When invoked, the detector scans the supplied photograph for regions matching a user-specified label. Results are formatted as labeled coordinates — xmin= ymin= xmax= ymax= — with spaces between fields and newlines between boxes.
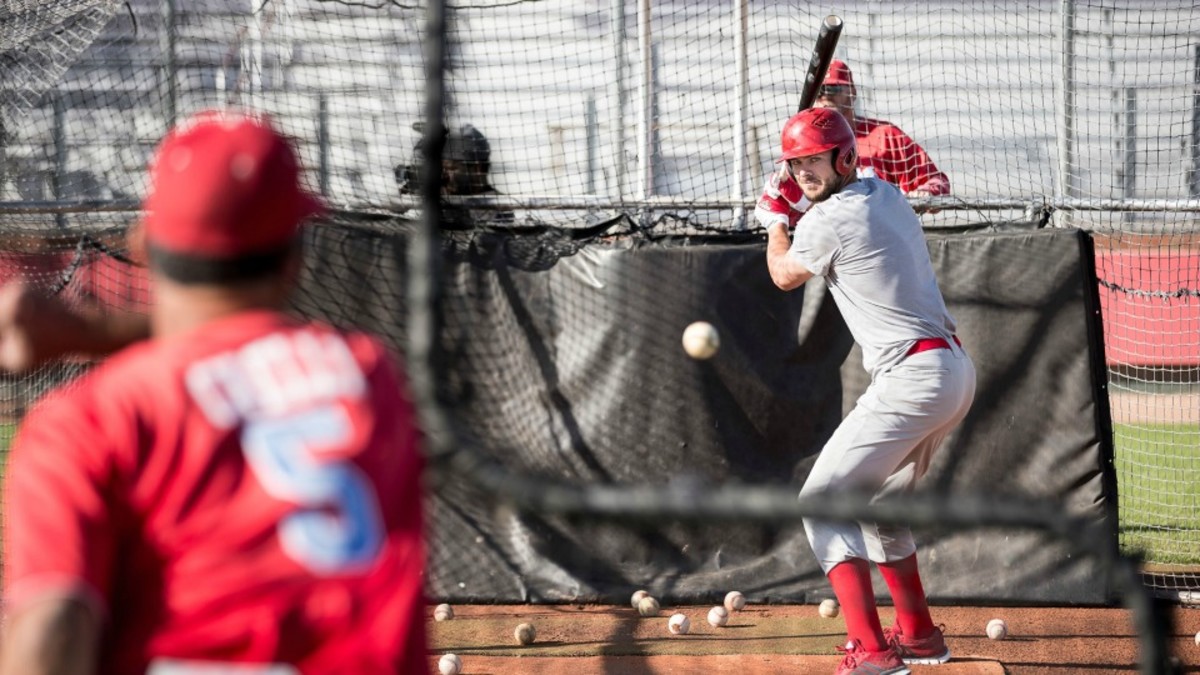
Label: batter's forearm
xmin=765 ymin=223 xmax=813 ymax=291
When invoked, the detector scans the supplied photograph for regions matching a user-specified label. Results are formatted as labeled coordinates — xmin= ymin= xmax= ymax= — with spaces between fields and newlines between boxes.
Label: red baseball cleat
xmin=883 ymin=623 xmax=952 ymax=665
xmin=834 ymin=639 xmax=911 ymax=675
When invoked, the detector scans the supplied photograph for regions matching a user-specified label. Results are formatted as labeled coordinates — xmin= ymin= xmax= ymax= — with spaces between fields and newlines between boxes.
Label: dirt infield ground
xmin=428 ymin=603 xmax=1200 ymax=674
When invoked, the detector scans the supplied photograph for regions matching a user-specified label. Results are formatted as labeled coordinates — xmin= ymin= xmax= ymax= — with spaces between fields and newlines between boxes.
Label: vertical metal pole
xmin=1191 ymin=44 xmax=1200 ymax=197
xmin=610 ymin=0 xmax=626 ymax=200
xmin=637 ymin=0 xmax=653 ymax=214
xmin=1058 ymin=0 xmax=1076 ymax=224
xmin=247 ymin=0 xmax=264 ymax=105
xmin=586 ymin=95 xmax=598 ymax=194
xmin=53 ymin=95 xmax=67 ymax=228
xmin=731 ymin=0 xmax=749 ymax=230
xmin=161 ymin=0 xmax=178 ymax=126
xmin=318 ymin=93 xmax=330 ymax=196
xmin=409 ymin=0 xmax=454 ymax=462
xmin=1123 ymin=87 xmax=1136 ymax=226
xmin=0 ymin=120 xmax=7 ymax=202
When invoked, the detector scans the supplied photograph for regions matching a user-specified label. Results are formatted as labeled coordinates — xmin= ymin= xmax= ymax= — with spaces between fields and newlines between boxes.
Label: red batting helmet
xmin=823 ymin=60 xmax=854 ymax=87
xmin=777 ymin=107 xmax=857 ymax=175
xmin=144 ymin=110 xmax=323 ymax=259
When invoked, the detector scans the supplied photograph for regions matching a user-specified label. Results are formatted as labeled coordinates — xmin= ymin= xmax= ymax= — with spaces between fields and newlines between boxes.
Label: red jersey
xmin=852 ymin=116 xmax=949 ymax=196
xmin=3 ymin=310 xmax=427 ymax=675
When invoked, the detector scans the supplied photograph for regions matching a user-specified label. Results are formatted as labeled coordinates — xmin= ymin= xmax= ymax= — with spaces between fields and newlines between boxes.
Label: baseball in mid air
xmin=438 ymin=653 xmax=462 ymax=675
xmin=986 ymin=618 xmax=1008 ymax=640
xmin=724 ymin=590 xmax=746 ymax=612
xmin=433 ymin=603 xmax=454 ymax=621
xmin=707 ymin=605 xmax=729 ymax=627
xmin=514 ymin=622 xmax=537 ymax=645
xmin=682 ymin=321 xmax=720 ymax=360
xmin=819 ymin=598 xmax=840 ymax=618
xmin=668 ymin=613 xmax=691 ymax=635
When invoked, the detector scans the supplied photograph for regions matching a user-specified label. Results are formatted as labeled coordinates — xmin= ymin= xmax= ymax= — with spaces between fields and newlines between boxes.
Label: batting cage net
xmin=0 ymin=0 xmax=1197 ymax=645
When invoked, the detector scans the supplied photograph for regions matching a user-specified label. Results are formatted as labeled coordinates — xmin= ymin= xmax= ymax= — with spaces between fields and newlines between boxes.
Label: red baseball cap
xmin=142 ymin=110 xmax=323 ymax=259
xmin=823 ymin=60 xmax=855 ymax=88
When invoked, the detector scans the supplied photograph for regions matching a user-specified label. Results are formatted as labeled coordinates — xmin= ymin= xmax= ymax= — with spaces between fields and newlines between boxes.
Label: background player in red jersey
xmin=755 ymin=59 xmax=950 ymax=229
xmin=0 ymin=111 xmax=428 ymax=675
xmin=817 ymin=59 xmax=949 ymax=198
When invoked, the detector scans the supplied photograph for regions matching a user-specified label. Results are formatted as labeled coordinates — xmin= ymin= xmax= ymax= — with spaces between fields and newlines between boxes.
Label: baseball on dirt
xmin=1195 ymin=630 xmax=1200 ymax=646
xmin=819 ymin=598 xmax=840 ymax=618
xmin=434 ymin=603 xmax=454 ymax=621
xmin=637 ymin=595 xmax=661 ymax=617
xmin=987 ymin=618 xmax=1008 ymax=640
xmin=631 ymin=589 xmax=650 ymax=609
xmin=514 ymin=622 xmax=537 ymax=645
xmin=438 ymin=653 xmax=462 ymax=675
xmin=682 ymin=321 xmax=720 ymax=360
xmin=668 ymin=613 xmax=691 ymax=635
xmin=707 ymin=605 xmax=729 ymax=627
xmin=724 ymin=590 xmax=746 ymax=612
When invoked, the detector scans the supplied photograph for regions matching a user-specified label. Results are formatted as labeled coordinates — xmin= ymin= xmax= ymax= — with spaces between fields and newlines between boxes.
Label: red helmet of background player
xmin=777 ymin=107 xmax=857 ymax=176
xmin=823 ymin=59 xmax=855 ymax=88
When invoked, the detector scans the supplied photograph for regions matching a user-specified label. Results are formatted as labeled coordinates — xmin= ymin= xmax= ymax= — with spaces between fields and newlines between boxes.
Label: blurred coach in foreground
xmin=0 ymin=111 xmax=428 ymax=675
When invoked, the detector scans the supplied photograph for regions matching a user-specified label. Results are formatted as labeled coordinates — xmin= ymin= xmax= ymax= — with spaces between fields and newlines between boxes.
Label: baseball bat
xmin=797 ymin=15 xmax=844 ymax=112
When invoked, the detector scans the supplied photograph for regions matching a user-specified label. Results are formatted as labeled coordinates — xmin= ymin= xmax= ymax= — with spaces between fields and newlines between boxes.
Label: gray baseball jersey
xmin=788 ymin=177 xmax=957 ymax=377
xmin=784 ymin=177 xmax=976 ymax=572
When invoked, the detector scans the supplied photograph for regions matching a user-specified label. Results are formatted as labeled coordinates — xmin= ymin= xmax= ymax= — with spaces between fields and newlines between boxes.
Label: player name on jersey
xmin=185 ymin=330 xmax=367 ymax=428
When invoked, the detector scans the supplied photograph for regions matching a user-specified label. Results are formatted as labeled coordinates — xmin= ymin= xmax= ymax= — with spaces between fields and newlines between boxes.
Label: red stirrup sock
xmin=826 ymin=558 xmax=887 ymax=652
xmin=878 ymin=553 xmax=936 ymax=638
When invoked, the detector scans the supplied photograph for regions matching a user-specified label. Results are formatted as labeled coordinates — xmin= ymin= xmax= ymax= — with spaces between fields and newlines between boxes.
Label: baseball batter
xmin=758 ymin=107 xmax=975 ymax=675
xmin=0 ymin=112 xmax=428 ymax=675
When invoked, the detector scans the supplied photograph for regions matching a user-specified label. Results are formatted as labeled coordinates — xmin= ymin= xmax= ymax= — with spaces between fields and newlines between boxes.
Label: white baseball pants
xmin=800 ymin=342 xmax=976 ymax=573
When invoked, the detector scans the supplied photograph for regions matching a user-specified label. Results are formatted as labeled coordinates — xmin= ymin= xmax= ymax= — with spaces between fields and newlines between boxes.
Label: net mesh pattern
xmin=0 ymin=0 xmax=1196 ymax=599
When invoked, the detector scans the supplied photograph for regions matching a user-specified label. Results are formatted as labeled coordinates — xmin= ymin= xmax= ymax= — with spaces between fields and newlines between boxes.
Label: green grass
xmin=1114 ymin=422 xmax=1200 ymax=565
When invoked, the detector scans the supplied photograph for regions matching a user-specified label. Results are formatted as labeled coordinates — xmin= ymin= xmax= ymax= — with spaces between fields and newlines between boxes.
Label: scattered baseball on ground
xmin=1193 ymin=630 xmax=1200 ymax=646
xmin=724 ymin=590 xmax=746 ymax=612
xmin=514 ymin=622 xmax=537 ymax=645
xmin=668 ymin=613 xmax=691 ymax=635
xmin=631 ymin=589 xmax=649 ymax=609
xmin=637 ymin=595 xmax=661 ymax=617
xmin=707 ymin=605 xmax=729 ymax=627
xmin=819 ymin=598 xmax=840 ymax=618
xmin=438 ymin=653 xmax=462 ymax=675
xmin=987 ymin=618 xmax=1008 ymax=640
xmin=433 ymin=603 xmax=454 ymax=621
xmin=682 ymin=321 xmax=720 ymax=360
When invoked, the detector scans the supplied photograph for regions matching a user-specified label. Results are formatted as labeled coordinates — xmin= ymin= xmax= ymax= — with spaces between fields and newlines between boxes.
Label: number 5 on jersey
xmin=242 ymin=406 xmax=384 ymax=575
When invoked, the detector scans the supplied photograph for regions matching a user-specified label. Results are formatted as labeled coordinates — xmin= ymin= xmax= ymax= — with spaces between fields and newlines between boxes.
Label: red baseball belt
xmin=905 ymin=335 xmax=961 ymax=357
